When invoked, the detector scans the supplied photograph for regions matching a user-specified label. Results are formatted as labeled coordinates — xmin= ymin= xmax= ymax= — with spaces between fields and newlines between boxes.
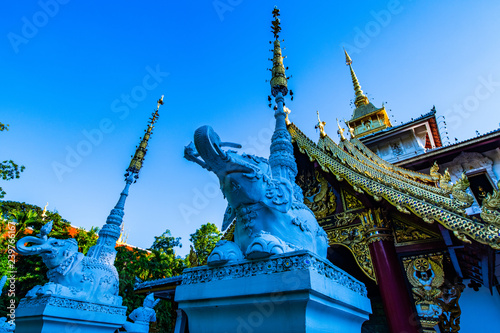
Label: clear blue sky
xmin=2 ymin=1 xmax=499 ymax=256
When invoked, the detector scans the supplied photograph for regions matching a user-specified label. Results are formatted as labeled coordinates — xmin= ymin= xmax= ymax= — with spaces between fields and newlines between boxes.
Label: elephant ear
xmin=262 ymin=177 xmax=293 ymax=213
xmin=222 ymin=204 xmax=236 ymax=231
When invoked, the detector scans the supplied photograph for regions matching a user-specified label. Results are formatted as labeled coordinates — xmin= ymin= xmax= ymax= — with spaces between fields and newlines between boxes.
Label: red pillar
xmin=362 ymin=210 xmax=420 ymax=333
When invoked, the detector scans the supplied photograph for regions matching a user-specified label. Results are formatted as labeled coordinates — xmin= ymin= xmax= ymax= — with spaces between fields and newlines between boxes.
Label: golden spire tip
xmin=344 ymin=48 xmax=352 ymax=66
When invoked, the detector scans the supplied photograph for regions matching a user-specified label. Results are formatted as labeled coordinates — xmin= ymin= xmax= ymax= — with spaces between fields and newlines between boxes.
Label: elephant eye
xmin=231 ymin=181 xmax=240 ymax=192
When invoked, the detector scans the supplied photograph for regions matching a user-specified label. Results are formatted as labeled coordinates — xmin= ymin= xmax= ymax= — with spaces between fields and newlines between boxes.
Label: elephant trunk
xmin=194 ymin=126 xmax=230 ymax=175
xmin=16 ymin=236 xmax=50 ymax=256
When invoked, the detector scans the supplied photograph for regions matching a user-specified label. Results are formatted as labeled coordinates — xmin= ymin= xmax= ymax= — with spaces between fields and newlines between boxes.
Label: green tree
xmin=0 ymin=201 xmax=191 ymax=332
xmin=74 ymin=226 xmax=99 ymax=255
xmin=150 ymin=229 xmax=182 ymax=256
xmin=115 ymin=228 xmax=186 ymax=333
xmin=0 ymin=123 xmax=25 ymax=198
xmin=189 ymin=223 xmax=222 ymax=266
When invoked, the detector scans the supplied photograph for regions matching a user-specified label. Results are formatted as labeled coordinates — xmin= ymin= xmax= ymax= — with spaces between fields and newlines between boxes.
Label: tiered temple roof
xmin=288 ymin=123 xmax=500 ymax=250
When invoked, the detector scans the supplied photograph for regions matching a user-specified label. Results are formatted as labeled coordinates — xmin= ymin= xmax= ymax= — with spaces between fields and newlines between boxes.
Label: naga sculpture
xmin=438 ymin=169 xmax=474 ymax=211
xmin=123 ymin=293 xmax=160 ymax=333
xmin=481 ymin=180 xmax=500 ymax=228
xmin=185 ymin=125 xmax=328 ymax=265
xmin=439 ymin=169 xmax=453 ymax=194
xmin=450 ymin=173 xmax=474 ymax=208
xmin=16 ymin=221 xmax=122 ymax=306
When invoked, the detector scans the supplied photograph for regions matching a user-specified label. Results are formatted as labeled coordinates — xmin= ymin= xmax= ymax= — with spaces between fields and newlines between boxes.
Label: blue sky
xmin=2 ymin=1 xmax=500 ymax=256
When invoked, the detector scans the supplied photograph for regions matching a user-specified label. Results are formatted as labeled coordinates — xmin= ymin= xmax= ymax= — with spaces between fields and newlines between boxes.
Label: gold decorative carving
xmin=326 ymin=224 xmax=376 ymax=281
xmin=359 ymin=208 xmax=394 ymax=245
xmin=297 ymin=170 xmax=337 ymax=219
xmin=288 ymin=123 xmax=500 ymax=250
xmin=439 ymin=169 xmax=453 ymax=194
xmin=438 ymin=169 xmax=474 ymax=210
xmin=430 ymin=161 xmax=440 ymax=182
xmin=437 ymin=279 xmax=466 ymax=333
xmin=393 ymin=218 xmax=439 ymax=245
xmin=315 ymin=111 xmax=327 ymax=138
xmin=480 ymin=180 xmax=500 ymax=228
xmin=451 ymin=173 xmax=474 ymax=209
xmin=341 ymin=188 xmax=363 ymax=212
xmin=333 ymin=212 xmax=357 ymax=227
xmin=404 ymin=254 xmax=445 ymax=332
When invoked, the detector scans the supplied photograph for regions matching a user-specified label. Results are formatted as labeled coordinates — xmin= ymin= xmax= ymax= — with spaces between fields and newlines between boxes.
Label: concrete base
xmin=15 ymin=295 xmax=127 ymax=333
xmin=175 ymin=250 xmax=371 ymax=333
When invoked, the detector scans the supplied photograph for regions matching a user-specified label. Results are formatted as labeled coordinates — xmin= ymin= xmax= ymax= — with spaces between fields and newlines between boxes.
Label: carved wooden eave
xmin=288 ymin=123 xmax=500 ymax=251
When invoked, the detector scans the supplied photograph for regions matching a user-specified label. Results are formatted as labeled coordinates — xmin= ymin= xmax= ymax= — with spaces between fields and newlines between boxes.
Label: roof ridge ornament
xmin=336 ymin=118 xmax=346 ymax=141
xmin=315 ymin=111 xmax=326 ymax=138
xmin=344 ymin=119 xmax=355 ymax=139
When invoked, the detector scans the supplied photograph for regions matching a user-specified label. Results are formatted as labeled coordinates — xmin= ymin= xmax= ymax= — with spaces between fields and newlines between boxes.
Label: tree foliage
xmin=0 ymin=123 xmax=25 ymax=198
xmin=0 ymin=200 xmax=223 ymax=332
xmin=74 ymin=226 xmax=99 ymax=255
xmin=189 ymin=222 xmax=222 ymax=266
xmin=115 ymin=229 xmax=185 ymax=333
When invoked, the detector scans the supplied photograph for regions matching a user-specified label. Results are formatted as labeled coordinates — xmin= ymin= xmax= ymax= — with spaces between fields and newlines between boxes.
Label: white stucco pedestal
xmin=15 ymin=295 xmax=127 ymax=333
xmin=175 ymin=250 xmax=371 ymax=333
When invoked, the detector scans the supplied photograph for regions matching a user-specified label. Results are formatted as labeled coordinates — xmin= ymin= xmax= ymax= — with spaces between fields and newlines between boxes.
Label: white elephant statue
xmin=16 ymin=221 xmax=122 ymax=306
xmin=185 ymin=125 xmax=328 ymax=266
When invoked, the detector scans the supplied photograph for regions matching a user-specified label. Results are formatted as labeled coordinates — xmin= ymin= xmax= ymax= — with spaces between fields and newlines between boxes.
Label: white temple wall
xmin=482 ymin=148 xmax=500 ymax=186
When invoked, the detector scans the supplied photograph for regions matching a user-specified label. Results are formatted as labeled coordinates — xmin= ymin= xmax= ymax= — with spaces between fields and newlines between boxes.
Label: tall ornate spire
xmin=267 ymin=7 xmax=302 ymax=201
xmin=126 ymin=95 xmax=163 ymax=178
xmin=87 ymin=96 xmax=163 ymax=263
xmin=344 ymin=49 xmax=369 ymax=108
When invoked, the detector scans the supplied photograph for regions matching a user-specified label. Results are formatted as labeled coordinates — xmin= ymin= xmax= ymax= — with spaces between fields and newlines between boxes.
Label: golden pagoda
xmin=344 ymin=50 xmax=392 ymax=138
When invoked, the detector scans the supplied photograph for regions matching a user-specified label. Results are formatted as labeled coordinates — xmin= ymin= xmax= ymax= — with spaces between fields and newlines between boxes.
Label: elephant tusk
xmin=220 ymin=141 xmax=242 ymax=149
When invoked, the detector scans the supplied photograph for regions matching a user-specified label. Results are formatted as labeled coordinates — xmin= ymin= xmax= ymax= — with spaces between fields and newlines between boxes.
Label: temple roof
xmin=396 ymin=127 xmax=500 ymax=168
xmin=351 ymin=102 xmax=381 ymax=121
xmin=288 ymin=122 xmax=500 ymax=250
xmin=360 ymin=108 xmax=442 ymax=147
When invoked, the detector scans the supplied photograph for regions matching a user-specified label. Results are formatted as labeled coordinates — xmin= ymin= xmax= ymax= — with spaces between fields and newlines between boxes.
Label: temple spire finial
xmin=126 ymin=95 xmax=163 ymax=179
xmin=270 ymin=7 xmax=288 ymax=97
xmin=344 ymin=49 xmax=369 ymax=108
